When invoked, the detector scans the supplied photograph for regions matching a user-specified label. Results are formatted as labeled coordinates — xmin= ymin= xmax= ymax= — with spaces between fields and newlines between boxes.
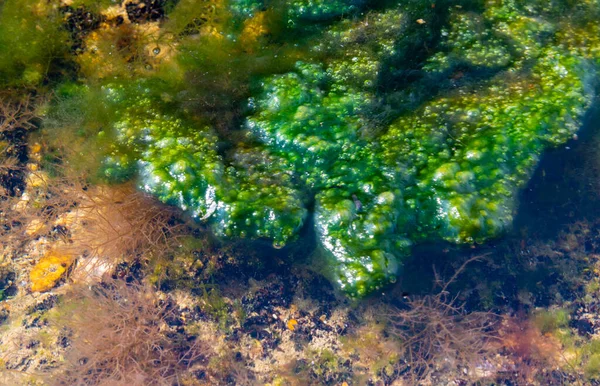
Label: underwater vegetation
xmin=3 ymin=0 xmax=600 ymax=297
xmin=50 ymin=279 xmax=210 ymax=385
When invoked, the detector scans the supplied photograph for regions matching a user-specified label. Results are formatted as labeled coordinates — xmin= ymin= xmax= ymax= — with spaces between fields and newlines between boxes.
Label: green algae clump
xmin=243 ymin=1 xmax=600 ymax=295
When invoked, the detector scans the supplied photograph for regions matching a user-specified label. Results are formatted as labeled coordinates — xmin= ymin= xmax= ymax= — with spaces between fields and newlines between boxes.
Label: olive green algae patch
xmin=0 ymin=0 xmax=69 ymax=87
xmin=230 ymin=0 xmax=367 ymax=23
xmin=36 ymin=0 xmax=600 ymax=297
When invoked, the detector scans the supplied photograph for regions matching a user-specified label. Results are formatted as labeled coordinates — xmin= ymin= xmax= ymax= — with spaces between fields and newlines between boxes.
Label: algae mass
xmin=3 ymin=0 xmax=600 ymax=296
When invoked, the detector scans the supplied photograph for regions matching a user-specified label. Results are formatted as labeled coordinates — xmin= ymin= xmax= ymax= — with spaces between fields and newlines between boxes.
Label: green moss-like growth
xmin=163 ymin=0 xmax=228 ymax=36
xmin=533 ymin=309 xmax=570 ymax=335
xmin=246 ymin=7 xmax=411 ymax=295
xmin=585 ymin=354 xmax=600 ymax=380
xmin=425 ymin=11 xmax=513 ymax=72
xmin=0 ymin=0 xmax=70 ymax=86
xmin=314 ymin=188 xmax=409 ymax=295
xmin=213 ymin=148 xmax=306 ymax=246
xmin=88 ymin=81 xmax=308 ymax=247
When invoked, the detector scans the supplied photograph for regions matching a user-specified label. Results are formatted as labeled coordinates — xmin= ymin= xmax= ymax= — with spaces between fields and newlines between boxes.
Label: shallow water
xmin=2 ymin=0 xmax=600 ymax=384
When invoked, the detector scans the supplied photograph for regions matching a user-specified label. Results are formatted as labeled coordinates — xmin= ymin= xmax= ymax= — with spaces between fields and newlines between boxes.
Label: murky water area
xmin=1 ymin=0 xmax=600 ymax=385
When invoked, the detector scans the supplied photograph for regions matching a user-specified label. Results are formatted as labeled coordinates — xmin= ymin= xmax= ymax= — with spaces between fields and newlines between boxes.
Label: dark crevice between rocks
xmin=1 ymin=127 xmax=29 ymax=197
xmin=125 ymin=0 xmax=167 ymax=23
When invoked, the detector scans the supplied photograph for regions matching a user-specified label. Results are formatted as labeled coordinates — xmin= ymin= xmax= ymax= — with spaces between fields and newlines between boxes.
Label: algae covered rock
xmin=425 ymin=11 xmax=513 ymax=72
xmin=243 ymin=0 xmax=599 ymax=294
xmin=213 ymin=148 xmax=306 ymax=247
xmin=246 ymin=61 xmax=373 ymax=186
xmin=40 ymin=0 xmax=600 ymax=296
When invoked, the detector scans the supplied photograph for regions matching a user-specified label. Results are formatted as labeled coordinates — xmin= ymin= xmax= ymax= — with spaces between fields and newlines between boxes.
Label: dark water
xmin=516 ymin=102 xmax=600 ymax=240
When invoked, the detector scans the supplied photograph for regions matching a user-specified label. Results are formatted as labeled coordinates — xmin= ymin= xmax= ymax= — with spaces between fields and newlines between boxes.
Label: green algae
xmin=0 ymin=0 xmax=69 ymax=86
xmin=424 ymin=11 xmax=513 ymax=72
xmin=230 ymin=0 xmax=366 ymax=22
xmin=16 ymin=0 xmax=600 ymax=296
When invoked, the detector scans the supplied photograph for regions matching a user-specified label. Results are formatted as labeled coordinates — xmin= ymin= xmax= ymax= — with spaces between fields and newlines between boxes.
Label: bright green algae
xmin=383 ymin=48 xmax=593 ymax=244
xmin=37 ymin=0 xmax=600 ymax=296
xmin=100 ymin=82 xmax=307 ymax=247
xmin=247 ymin=8 xmax=412 ymax=294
